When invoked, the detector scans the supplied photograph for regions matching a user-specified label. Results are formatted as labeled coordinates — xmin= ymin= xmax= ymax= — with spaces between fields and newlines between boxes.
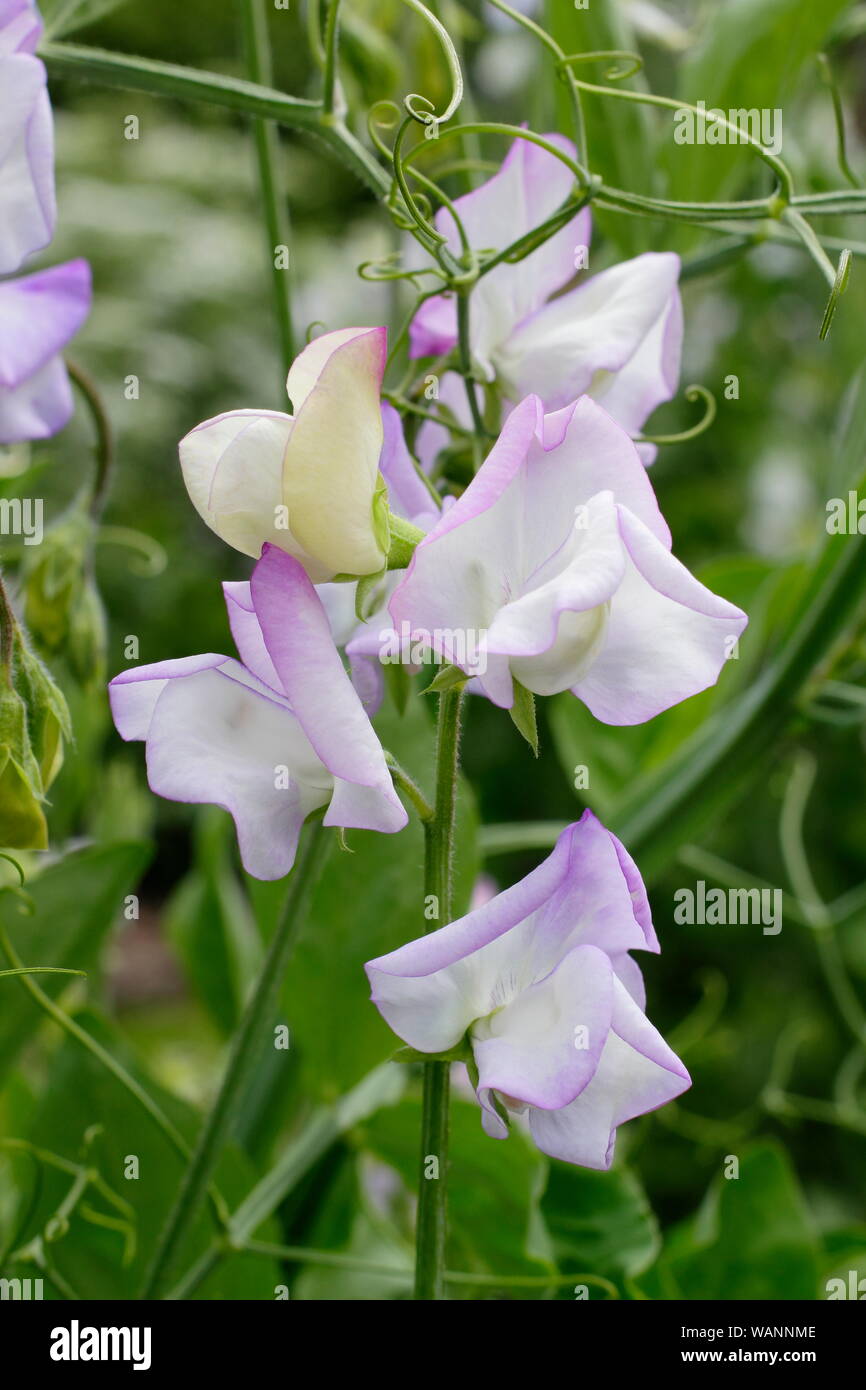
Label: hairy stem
xmin=415 ymin=687 xmax=463 ymax=1300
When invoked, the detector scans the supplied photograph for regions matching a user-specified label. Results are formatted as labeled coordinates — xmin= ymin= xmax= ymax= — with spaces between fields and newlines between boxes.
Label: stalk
xmin=414 ymin=688 xmax=463 ymax=1300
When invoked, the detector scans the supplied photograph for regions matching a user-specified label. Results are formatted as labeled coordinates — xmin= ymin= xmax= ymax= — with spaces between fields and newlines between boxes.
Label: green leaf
xmin=422 ymin=662 xmax=467 ymax=695
xmin=164 ymin=810 xmax=262 ymax=1036
xmin=0 ymin=842 xmax=151 ymax=1081
xmin=542 ymin=1161 xmax=661 ymax=1287
xmin=509 ymin=677 xmax=539 ymax=756
xmin=41 ymin=0 xmax=136 ymax=40
xmin=636 ymin=1143 xmax=820 ymax=1300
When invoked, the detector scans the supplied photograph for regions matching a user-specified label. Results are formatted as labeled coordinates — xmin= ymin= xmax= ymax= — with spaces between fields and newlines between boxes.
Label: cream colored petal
xmin=282 ymin=327 xmax=388 ymax=578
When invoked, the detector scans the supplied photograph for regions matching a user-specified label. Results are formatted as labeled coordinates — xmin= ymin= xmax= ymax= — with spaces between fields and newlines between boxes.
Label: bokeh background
xmin=2 ymin=0 xmax=866 ymax=1299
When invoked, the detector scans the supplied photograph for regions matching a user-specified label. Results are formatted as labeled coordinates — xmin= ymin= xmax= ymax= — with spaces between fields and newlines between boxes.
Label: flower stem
xmin=322 ymin=0 xmax=345 ymax=117
xmin=456 ymin=290 xmax=488 ymax=466
xmin=0 ymin=571 xmax=16 ymax=682
xmin=415 ymin=687 xmax=463 ymax=1300
xmin=140 ymin=822 xmax=328 ymax=1299
xmin=240 ymin=0 xmax=296 ymax=382
xmin=40 ymin=42 xmax=391 ymax=199
xmin=66 ymin=359 xmax=114 ymax=519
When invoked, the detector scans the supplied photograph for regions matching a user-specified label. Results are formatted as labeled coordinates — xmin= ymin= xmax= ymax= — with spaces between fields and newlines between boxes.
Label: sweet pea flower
xmin=367 ymin=811 xmax=689 ymax=1168
xmin=389 ymin=394 xmax=747 ymax=724
xmin=0 ymin=259 xmax=92 ymax=444
xmin=0 ymin=1 xmax=55 ymax=274
xmin=409 ymin=135 xmax=681 ymax=455
xmin=180 ymin=326 xmax=399 ymax=583
xmin=109 ymin=544 xmax=407 ymax=880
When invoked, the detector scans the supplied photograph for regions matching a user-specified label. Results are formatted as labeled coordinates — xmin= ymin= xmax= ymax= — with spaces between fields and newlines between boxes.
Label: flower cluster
xmin=110 ymin=137 xmax=748 ymax=1169
xmin=0 ymin=0 xmax=91 ymax=444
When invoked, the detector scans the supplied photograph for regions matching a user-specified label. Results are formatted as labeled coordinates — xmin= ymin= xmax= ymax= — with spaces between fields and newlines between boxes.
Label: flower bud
xmin=21 ymin=503 xmax=107 ymax=687
xmin=180 ymin=327 xmax=391 ymax=582
xmin=0 ymin=679 xmax=47 ymax=848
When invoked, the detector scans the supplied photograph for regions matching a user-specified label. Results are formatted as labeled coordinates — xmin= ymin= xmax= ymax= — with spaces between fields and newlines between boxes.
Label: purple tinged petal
xmin=0 ymin=1 xmax=43 ymax=53
xmin=0 ymin=260 xmax=92 ymax=443
xmin=222 ymin=581 xmax=285 ymax=694
xmin=0 ymin=51 xmax=55 ymax=272
xmin=528 ymin=976 xmax=690 ymax=1168
xmin=366 ymin=810 xmax=687 ymax=1166
xmin=531 ymin=809 xmax=655 ymax=960
xmin=408 ymin=294 xmax=458 ymax=360
xmin=410 ymin=134 xmax=590 ymax=370
xmin=572 ymin=504 xmax=749 ymax=725
xmin=250 ymin=544 xmax=407 ymax=833
xmin=389 ymin=399 xmax=542 ymax=705
xmin=391 ymin=392 xmax=743 ymax=721
xmin=109 ymin=654 xmax=230 ymax=740
xmin=366 ymin=820 xmax=580 ymax=1051
xmin=379 ymin=401 xmax=440 ymax=529
xmin=0 ymin=260 xmax=91 ymax=386
xmin=537 ymin=395 xmax=671 ymax=546
xmin=366 ymin=812 xmax=654 ymax=1051
xmin=110 ymin=656 xmax=330 ymax=881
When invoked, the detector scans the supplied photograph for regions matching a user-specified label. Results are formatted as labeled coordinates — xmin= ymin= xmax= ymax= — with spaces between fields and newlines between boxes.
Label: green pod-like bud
xmin=15 ymin=643 xmax=73 ymax=793
xmin=21 ymin=503 xmax=96 ymax=658
xmin=0 ymin=681 xmax=48 ymax=849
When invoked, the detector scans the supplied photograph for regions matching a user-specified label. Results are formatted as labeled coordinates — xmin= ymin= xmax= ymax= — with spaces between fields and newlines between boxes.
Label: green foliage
xmin=636 ymin=1144 xmax=820 ymax=1300
xmin=2 ymin=1009 xmax=280 ymax=1299
xmin=542 ymin=1161 xmax=661 ymax=1288
xmin=0 ymin=0 xmax=864 ymax=1302
xmin=669 ymin=0 xmax=855 ymax=210
xmin=0 ymin=843 xmax=150 ymax=1079
xmin=40 ymin=0 xmax=136 ymax=40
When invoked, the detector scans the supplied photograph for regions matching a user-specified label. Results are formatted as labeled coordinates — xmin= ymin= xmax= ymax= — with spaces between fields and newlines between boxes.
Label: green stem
xmin=385 ymin=755 xmax=434 ymax=822
xmin=322 ymin=0 xmax=344 ymax=117
xmin=140 ymin=822 xmax=327 ymax=1299
xmin=40 ymin=42 xmax=390 ymax=198
xmin=456 ymin=290 xmax=488 ymax=465
xmin=66 ymin=359 xmax=114 ymax=518
xmin=0 ymin=572 xmax=16 ymax=681
xmin=415 ymin=687 xmax=463 ymax=1301
xmin=240 ymin=0 xmax=295 ymax=380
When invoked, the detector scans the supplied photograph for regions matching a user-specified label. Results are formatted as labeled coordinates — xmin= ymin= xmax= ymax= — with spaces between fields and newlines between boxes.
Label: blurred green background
xmin=1 ymin=0 xmax=866 ymax=1299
